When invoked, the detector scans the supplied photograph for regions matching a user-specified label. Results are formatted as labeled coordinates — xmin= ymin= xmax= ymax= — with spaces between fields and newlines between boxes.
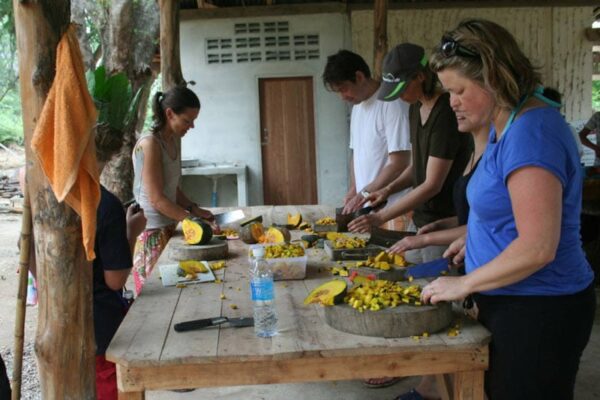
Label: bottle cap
xmin=252 ymin=247 xmax=266 ymax=258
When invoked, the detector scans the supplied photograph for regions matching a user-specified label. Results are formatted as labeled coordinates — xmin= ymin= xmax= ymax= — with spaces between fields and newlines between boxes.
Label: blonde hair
xmin=429 ymin=19 xmax=541 ymax=110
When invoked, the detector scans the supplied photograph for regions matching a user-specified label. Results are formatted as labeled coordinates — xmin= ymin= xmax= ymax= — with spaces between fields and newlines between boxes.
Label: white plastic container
xmin=248 ymin=244 xmax=308 ymax=280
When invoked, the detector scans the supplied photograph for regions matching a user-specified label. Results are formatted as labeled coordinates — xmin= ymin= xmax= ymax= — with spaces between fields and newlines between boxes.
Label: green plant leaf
xmin=86 ymin=65 xmax=139 ymax=132
xmin=106 ymin=73 xmax=131 ymax=131
xmin=124 ymin=84 xmax=145 ymax=129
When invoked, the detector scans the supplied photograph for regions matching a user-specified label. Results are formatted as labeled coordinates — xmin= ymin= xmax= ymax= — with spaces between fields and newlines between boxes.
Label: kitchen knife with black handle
xmin=174 ymin=317 xmax=254 ymax=332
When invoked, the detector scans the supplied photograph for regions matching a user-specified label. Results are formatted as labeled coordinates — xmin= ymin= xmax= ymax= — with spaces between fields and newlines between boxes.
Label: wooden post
xmin=373 ymin=0 xmax=388 ymax=81
xmin=12 ymin=1 xmax=96 ymax=399
xmin=159 ymin=0 xmax=185 ymax=90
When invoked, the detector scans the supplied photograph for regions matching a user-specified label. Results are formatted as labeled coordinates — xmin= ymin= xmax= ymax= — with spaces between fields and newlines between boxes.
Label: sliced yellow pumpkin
xmin=326 ymin=232 xmax=343 ymax=241
xmin=303 ymin=280 xmax=347 ymax=306
xmin=393 ymin=254 xmax=407 ymax=267
xmin=287 ymin=213 xmax=303 ymax=228
xmin=374 ymin=251 xmax=389 ymax=263
xmin=177 ymin=260 xmax=208 ymax=278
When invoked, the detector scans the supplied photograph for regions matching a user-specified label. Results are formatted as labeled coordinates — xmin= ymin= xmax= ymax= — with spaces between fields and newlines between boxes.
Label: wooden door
xmin=259 ymin=77 xmax=318 ymax=205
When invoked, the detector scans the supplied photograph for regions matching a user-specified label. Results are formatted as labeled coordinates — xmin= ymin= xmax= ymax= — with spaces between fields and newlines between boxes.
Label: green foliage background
xmin=0 ymin=0 xmax=22 ymax=145
xmin=593 ymin=81 xmax=600 ymax=112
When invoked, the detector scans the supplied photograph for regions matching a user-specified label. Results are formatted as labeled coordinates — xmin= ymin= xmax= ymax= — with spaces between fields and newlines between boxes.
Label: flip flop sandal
xmin=393 ymin=389 xmax=425 ymax=400
xmin=362 ymin=376 xmax=403 ymax=388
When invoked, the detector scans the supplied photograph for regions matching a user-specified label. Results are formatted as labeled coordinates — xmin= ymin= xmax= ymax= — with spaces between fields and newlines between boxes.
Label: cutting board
xmin=158 ymin=262 xmax=216 ymax=287
xmin=168 ymin=236 xmax=229 ymax=261
xmin=324 ymin=240 xmax=385 ymax=261
xmin=323 ymin=284 xmax=453 ymax=338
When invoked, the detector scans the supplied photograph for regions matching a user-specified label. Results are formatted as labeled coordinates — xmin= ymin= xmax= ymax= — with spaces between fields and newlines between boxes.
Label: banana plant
xmin=86 ymin=65 xmax=143 ymax=133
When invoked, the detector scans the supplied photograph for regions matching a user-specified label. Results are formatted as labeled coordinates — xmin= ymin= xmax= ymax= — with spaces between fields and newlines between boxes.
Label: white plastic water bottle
xmin=26 ymin=271 xmax=37 ymax=306
xmin=250 ymin=247 xmax=277 ymax=337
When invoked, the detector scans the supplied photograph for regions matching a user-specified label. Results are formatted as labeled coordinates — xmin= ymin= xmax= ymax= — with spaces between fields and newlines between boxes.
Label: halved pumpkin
xmin=240 ymin=222 xmax=264 ymax=244
xmin=240 ymin=215 xmax=263 ymax=227
xmin=287 ymin=213 xmax=303 ymax=229
xmin=259 ymin=226 xmax=291 ymax=243
xmin=182 ymin=218 xmax=213 ymax=245
xmin=297 ymin=222 xmax=311 ymax=230
xmin=303 ymin=280 xmax=347 ymax=306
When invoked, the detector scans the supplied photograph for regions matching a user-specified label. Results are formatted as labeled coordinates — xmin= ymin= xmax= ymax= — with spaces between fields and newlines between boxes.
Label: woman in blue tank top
xmin=423 ymin=19 xmax=596 ymax=400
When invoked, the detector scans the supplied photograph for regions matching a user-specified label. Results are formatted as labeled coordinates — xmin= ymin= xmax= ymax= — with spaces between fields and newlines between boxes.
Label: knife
xmin=354 ymin=200 xmax=388 ymax=216
xmin=174 ymin=316 xmax=254 ymax=332
xmin=403 ymin=258 xmax=464 ymax=279
xmin=335 ymin=201 xmax=388 ymax=232
xmin=214 ymin=209 xmax=245 ymax=225
xmin=368 ymin=226 xmax=415 ymax=248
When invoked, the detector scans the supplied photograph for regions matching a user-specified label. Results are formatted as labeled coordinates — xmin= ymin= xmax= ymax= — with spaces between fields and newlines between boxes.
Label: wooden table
xmin=106 ymin=206 xmax=490 ymax=400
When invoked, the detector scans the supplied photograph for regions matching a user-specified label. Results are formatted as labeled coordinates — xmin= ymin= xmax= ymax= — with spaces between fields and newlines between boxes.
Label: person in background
xmin=423 ymin=19 xmax=595 ymax=400
xmin=132 ymin=85 xmax=217 ymax=295
xmin=322 ymin=50 xmax=412 ymax=223
xmin=323 ymin=50 xmax=412 ymax=389
xmin=93 ymin=124 xmax=146 ymax=400
xmin=579 ymin=110 xmax=600 ymax=165
xmin=349 ymin=43 xmax=473 ymax=265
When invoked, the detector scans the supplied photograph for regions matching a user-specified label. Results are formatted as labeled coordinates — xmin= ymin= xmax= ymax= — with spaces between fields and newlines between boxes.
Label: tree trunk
xmin=12 ymin=1 xmax=96 ymax=399
xmin=373 ymin=0 xmax=388 ymax=81
xmin=160 ymin=0 xmax=184 ymax=89
xmin=98 ymin=0 xmax=159 ymax=202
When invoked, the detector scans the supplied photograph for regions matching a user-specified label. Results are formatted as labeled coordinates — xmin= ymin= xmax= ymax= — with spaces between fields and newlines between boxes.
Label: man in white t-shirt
xmin=323 ymin=50 xmax=411 ymax=214
xmin=579 ymin=111 xmax=600 ymax=165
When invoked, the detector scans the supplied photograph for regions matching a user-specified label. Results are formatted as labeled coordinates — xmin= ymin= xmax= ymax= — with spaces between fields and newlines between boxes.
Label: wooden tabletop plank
xmin=106 ymin=267 xmax=182 ymax=367
xmin=159 ymin=271 xmax=224 ymax=363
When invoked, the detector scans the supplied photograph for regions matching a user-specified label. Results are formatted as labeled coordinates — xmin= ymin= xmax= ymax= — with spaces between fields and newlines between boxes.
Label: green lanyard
xmin=500 ymin=86 xmax=561 ymax=137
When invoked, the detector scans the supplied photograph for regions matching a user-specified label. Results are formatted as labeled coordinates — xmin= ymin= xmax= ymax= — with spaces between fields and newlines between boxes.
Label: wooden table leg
xmin=118 ymin=390 xmax=145 ymax=400
xmin=435 ymin=374 xmax=452 ymax=400
xmin=452 ymin=370 xmax=485 ymax=400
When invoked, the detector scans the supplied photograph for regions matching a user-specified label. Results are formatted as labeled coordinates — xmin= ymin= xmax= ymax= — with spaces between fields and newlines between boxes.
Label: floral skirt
xmin=132 ymin=225 xmax=175 ymax=295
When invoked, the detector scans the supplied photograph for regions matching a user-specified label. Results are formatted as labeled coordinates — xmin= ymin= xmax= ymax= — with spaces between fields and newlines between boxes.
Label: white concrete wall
xmin=180 ymin=13 xmax=352 ymax=207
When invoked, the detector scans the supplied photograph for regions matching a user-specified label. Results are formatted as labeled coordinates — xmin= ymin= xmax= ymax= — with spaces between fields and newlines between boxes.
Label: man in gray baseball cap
xmin=378 ymin=43 xmax=428 ymax=101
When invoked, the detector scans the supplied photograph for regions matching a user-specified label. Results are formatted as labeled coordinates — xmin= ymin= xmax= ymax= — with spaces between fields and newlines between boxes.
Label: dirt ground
xmin=0 ymin=147 xmax=599 ymax=399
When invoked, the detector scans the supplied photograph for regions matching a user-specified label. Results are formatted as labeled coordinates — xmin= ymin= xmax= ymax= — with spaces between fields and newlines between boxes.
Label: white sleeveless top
xmin=133 ymin=135 xmax=181 ymax=229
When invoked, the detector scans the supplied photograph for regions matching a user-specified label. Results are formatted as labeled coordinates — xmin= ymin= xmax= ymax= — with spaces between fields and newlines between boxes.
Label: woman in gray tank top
xmin=131 ymin=86 xmax=216 ymax=295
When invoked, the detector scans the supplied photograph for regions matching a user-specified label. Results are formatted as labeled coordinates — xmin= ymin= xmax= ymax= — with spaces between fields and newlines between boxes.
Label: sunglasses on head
xmin=440 ymin=36 xmax=479 ymax=58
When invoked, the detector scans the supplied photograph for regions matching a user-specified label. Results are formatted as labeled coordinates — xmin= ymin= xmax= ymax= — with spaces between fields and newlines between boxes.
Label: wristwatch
xmin=360 ymin=190 xmax=370 ymax=199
